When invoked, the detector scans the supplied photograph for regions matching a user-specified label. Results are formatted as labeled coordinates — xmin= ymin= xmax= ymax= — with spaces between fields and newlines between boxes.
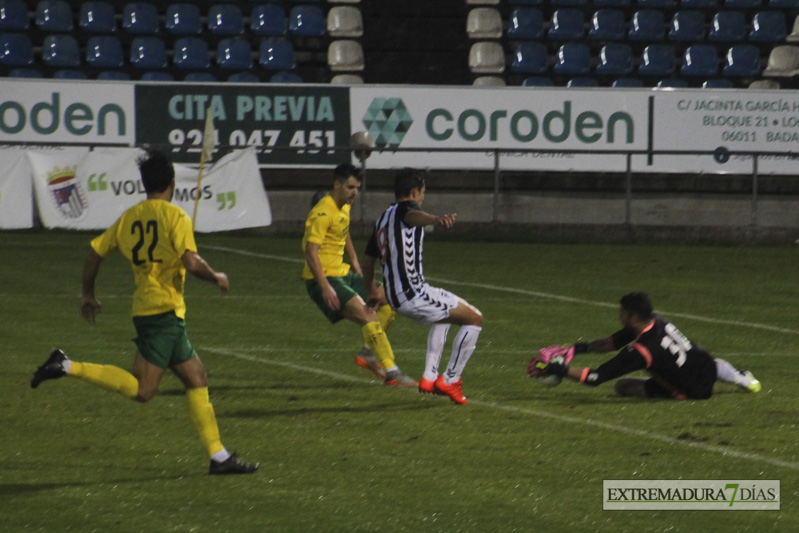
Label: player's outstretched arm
xmin=80 ymin=249 xmax=104 ymax=323
xmin=182 ymin=250 xmax=229 ymax=294
xmin=574 ymin=337 xmax=615 ymax=354
xmin=403 ymin=210 xmax=457 ymax=229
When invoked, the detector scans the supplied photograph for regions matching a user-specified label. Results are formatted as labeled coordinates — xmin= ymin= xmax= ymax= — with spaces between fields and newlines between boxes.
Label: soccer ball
xmin=537 ymin=355 xmax=565 ymax=387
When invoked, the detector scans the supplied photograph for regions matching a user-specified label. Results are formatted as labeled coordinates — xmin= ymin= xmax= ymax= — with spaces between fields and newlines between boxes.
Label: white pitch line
xmin=205 ymin=244 xmax=799 ymax=336
xmin=204 ymin=346 xmax=799 ymax=472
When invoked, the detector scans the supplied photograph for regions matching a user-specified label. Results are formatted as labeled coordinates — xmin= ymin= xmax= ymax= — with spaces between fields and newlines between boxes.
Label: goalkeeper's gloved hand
xmin=527 ymin=355 xmax=569 ymax=378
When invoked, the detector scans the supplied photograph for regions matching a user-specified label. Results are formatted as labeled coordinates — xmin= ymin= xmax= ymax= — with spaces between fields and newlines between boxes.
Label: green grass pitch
xmin=3 ymin=231 xmax=797 ymax=532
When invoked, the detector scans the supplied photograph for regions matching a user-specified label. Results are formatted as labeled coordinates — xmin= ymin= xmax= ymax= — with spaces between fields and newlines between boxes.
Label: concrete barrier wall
xmin=264 ymin=189 xmax=799 ymax=244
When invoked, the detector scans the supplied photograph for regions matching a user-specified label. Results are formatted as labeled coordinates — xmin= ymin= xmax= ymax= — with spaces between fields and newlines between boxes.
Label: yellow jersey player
xmin=302 ymin=163 xmax=415 ymax=387
xmin=31 ymin=150 xmax=258 ymax=475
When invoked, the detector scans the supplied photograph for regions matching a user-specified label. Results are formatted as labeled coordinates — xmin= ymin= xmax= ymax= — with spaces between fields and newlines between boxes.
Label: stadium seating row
xmin=470 ymin=40 xmax=761 ymax=77
xmin=0 ymin=30 xmax=366 ymax=75
xmin=468 ymin=7 xmax=792 ymax=44
xmin=467 ymin=0 xmax=799 ymax=8
xmin=0 ymin=0 xmax=365 ymax=38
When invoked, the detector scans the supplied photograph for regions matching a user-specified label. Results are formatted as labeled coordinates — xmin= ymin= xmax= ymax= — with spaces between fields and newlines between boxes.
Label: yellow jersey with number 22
xmin=91 ymin=199 xmax=197 ymax=319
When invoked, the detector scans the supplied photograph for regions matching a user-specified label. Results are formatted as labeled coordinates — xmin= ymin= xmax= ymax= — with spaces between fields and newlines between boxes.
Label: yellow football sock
xmin=186 ymin=387 xmax=225 ymax=457
xmin=68 ymin=362 xmax=138 ymax=400
xmin=377 ymin=304 xmax=396 ymax=332
xmin=362 ymin=322 xmax=396 ymax=370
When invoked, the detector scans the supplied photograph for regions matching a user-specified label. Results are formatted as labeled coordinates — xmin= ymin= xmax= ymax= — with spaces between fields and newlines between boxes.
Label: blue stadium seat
xmin=638 ymin=0 xmax=677 ymax=7
xmin=251 ymin=3 xmax=287 ymax=36
xmin=708 ymin=11 xmax=746 ymax=43
xmin=509 ymin=0 xmax=544 ymax=5
xmin=259 ymin=37 xmax=296 ymax=71
xmin=507 ymin=8 xmax=544 ymax=40
xmin=122 ymin=2 xmax=159 ymax=34
xmin=270 ymin=71 xmax=303 ymax=83
xmin=767 ymin=0 xmax=799 ymax=7
xmin=723 ymin=0 xmax=761 ymax=7
xmin=588 ymin=10 xmax=626 ymax=41
xmin=0 ymin=33 xmax=33 ymax=65
xmin=547 ymin=9 xmax=585 ymax=41
xmin=227 ymin=72 xmax=260 ymax=83
xmin=567 ymin=77 xmax=598 ymax=86
xmin=668 ymin=11 xmax=705 ymax=42
xmin=141 ymin=71 xmax=174 ymax=81
xmin=552 ymin=0 xmax=587 ymax=6
xmin=522 ymin=75 xmax=555 ymax=85
xmin=0 ymin=0 xmax=30 ymax=31
xmin=680 ymin=0 xmax=718 ymax=7
xmin=36 ymin=0 xmax=73 ymax=32
xmin=129 ymin=37 xmax=167 ymax=69
xmin=86 ymin=36 xmax=124 ymax=68
xmin=97 ymin=70 xmax=130 ymax=80
xmin=595 ymin=43 xmax=634 ymax=75
xmin=628 ymin=10 xmax=666 ymax=42
xmin=657 ymin=78 xmax=689 ymax=87
xmin=638 ymin=44 xmax=676 ymax=76
xmin=288 ymin=5 xmax=326 ymax=36
xmin=42 ymin=34 xmax=80 ymax=67
xmin=594 ymin=0 xmax=631 ymax=6
xmin=217 ymin=38 xmax=253 ymax=70
xmin=722 ymin=44 xmax=762 ymax=77
xmin=9 ymin=67 xmax=43 ymax=77
xmin=510 ymin=42 xmax=548 ymax=74
xmin=173 ymin=37 xmax=210 ymax=70
xmin=553 ymin=42 xmax=591 ymax=75
xmin=54 ymin=69 xmax=87 ymax=79
xmin=612 ymin=77 xmax=644 ymax=86
xmin=165 ymin=3 xmax=202 ymax=35
xmin=749 ymin=11 xmax=787 ymax=43
xmin=702 ymin=78 xmax=734 ymax=87
xmin=79 ymin=2 xmax=116 ymax=34
xmin=97 ymin=70 xmax=130 ymax=81
xmin=208 ymin=4 xmax=244 ymax=36
xmin=680 ymin=44 xmax=718 ymax=77
xmin=184 ymin=72 xmax=217 ymax=82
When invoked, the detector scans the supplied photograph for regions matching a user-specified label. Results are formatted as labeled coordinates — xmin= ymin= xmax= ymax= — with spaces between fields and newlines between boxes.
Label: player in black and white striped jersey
xmin=363 ymin=170 xmax=483 ymax=405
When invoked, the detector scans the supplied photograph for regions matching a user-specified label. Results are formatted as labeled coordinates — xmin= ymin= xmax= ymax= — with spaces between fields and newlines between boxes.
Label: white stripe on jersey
xmin=374 ymin=202 xmax=426 ymax=309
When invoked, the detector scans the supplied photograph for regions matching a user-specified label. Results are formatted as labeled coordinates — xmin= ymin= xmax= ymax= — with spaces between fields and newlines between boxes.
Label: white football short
xmin=396 ymin=285 xmax=460 ymax=326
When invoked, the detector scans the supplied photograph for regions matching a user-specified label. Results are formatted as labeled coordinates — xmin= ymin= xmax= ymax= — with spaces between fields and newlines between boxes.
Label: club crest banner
xmin=27 ymin=147 xmax=271 ymax=232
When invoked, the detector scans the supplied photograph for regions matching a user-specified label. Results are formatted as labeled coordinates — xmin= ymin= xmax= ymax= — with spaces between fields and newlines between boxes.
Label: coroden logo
xmin=604 ymin=480 xmax=780 ymax=510
xmin=0 ymin=82 xmax=133 ymax=144
xmin=426 ymin=101 xmax=634 ymax=145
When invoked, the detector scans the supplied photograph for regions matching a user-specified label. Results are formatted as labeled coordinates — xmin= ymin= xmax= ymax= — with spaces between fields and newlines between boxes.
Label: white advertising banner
xmin=648 ymin=90 xmax=799 ymax=175
xmin=0 ymin=147 xmax=35 ymax=229
xmin=0 ymin=79 xmax=134 ymax=146
xmin=28 ymin=147 xmax=271 ymax=232
xmin=349 ymin=87 xmax=799 ymax=175
xmin=350 ymin=87 xmax=649 ymax=172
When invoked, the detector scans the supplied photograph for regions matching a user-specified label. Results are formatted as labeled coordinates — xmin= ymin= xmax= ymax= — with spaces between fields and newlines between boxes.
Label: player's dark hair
xmin=620 ymin=292 xmax=654 ymax=320
xmin=394 ymin=169 xmax=426 ymax=199
xmin=333 ymin=163 xmax=361 ymax=183
xmin=138 ymin=150 xmax=175 ymax=193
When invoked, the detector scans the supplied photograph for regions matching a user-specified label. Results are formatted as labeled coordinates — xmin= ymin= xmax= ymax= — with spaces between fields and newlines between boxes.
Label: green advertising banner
xmin=134 ymin=84 xmax=350 ymax=166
